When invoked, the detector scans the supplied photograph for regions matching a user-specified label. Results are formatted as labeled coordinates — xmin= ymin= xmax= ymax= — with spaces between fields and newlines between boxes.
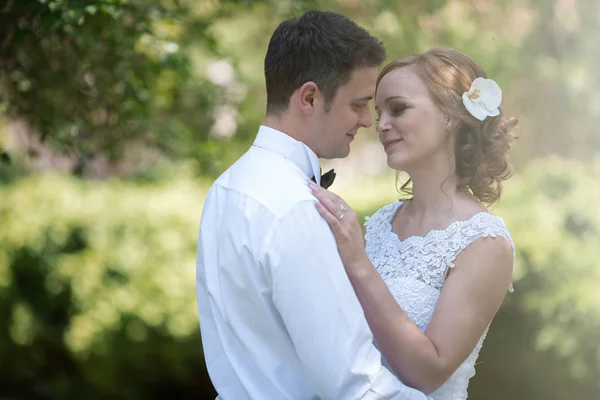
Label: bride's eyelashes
xmin=390 ymin=104 xmax=408 ymax=116
xmin=375 ymin=104 xmax=409 ymax=122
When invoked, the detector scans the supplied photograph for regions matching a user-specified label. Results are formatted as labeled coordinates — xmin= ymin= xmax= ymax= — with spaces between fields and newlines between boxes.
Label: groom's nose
xmin=358 ymin=107 xmax=373 ymax=128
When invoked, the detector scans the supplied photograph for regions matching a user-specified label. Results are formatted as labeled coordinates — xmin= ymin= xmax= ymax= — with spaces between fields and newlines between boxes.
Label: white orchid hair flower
xmin=462 ymin=77 xmax=502 ymax=121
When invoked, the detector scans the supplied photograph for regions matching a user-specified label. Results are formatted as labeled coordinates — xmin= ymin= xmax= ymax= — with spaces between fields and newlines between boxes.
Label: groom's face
xmin=315 ymin=66 xmax=378 ymax=159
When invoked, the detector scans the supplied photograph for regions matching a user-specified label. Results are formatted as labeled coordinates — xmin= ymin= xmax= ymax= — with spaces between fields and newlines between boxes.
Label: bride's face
xmin=375 ymin=66 xmax=450 ymax=172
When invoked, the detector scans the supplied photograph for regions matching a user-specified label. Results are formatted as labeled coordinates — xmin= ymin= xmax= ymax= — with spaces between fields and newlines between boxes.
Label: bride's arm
xmin=309 ymin=182 xmax=513 ymax=393
xmin=345 ymin=237 xmax=512 ymax=393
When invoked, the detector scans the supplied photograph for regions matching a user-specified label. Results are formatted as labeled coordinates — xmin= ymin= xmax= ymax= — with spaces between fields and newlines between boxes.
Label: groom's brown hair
xmin=264 ymin=10 xmax=386 ymax=116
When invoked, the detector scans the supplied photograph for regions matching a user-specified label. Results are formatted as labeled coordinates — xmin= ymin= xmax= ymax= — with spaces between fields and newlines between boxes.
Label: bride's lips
xmin=382 ymin=138 xmax=403 ymax=150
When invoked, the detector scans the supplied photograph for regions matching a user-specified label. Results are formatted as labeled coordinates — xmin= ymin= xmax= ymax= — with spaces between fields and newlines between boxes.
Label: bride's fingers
xmin=307 ymin=180 xmax=341 ymax=203
xmin=315 ymin=201 xmax=341 ymax=230
xmin=309 ymin=182 xmax=344 ymax=217
xmin=321 ymin=189 xmax=355 ymax=217
xmin=312 ymin=181 xmax=344 ymax=204
xmin=308 ymin=184 xmax=345 ymax=230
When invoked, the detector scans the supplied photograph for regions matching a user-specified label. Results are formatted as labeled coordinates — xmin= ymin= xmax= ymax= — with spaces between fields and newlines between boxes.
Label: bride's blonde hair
xmin=377 ymin=47 xmax=518 ymax=205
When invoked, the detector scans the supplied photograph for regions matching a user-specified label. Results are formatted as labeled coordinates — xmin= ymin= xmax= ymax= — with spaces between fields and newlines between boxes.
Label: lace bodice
xmin=365 ymin=201 xmax=514 ymax=400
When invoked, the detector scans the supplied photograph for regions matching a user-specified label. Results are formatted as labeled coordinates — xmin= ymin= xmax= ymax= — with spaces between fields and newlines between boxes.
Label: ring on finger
xmin=338 ymin=203 xmax=346 ymax=220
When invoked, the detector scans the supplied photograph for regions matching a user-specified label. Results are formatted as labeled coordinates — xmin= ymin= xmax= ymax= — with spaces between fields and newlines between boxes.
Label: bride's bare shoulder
xmin=454 ymin=195 xmax=491 ymax=220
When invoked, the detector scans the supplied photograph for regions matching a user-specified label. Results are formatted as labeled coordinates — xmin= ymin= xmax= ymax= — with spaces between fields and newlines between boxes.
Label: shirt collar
xmin=252 ymin=125 xmax=321 ymax=184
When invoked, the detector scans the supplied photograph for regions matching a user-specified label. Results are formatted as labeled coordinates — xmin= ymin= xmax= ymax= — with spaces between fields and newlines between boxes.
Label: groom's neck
xmin=263 ymin=114 xmax=314 ymax=150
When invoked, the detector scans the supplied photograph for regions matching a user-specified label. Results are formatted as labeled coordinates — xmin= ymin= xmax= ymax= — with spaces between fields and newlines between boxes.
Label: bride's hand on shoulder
xmin=308 ymin=180 xmax=369 ymax=269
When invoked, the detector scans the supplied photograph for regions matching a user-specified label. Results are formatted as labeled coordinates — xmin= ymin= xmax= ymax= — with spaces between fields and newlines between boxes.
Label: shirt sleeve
xmin=266 ymin=200 xmax=431 ymax=400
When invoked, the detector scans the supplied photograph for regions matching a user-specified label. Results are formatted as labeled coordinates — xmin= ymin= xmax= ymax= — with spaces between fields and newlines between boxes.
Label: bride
xmin=309 ymin=47 xmax=518 ymax=399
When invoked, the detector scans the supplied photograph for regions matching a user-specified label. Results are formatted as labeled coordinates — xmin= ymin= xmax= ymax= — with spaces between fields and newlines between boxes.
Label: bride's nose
xmin=376 ymin=114 xmax=391 ymax=134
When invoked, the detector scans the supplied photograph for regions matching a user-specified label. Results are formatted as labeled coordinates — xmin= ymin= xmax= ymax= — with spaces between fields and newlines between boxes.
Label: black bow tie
xmin=311 ymin=168 xmax=336 ymax=189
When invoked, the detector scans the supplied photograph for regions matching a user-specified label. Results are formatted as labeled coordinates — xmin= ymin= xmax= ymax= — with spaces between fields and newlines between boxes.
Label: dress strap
xmin=446 ymin=213 xmax=515 ymax=292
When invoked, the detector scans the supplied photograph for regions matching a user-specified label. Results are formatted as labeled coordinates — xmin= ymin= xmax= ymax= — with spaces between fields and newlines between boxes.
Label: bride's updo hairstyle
xmin=377 ymin=47 xmax=518 ymax=205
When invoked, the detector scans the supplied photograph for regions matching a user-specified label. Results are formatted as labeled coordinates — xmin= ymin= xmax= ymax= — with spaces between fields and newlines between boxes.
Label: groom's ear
xmin=296 ymin=81 xmax=322 ymax=114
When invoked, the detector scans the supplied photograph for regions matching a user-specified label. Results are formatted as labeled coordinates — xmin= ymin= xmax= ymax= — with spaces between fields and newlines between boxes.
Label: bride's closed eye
xmin=375 ymin=104 xmax=408 ymax=122
xmin=390 ymin=104 xmax=408 ymax=115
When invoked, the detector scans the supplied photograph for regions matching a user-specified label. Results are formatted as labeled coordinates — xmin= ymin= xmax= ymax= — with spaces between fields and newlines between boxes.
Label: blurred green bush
xmin=0 ymin=174 xmax=215 ymax=398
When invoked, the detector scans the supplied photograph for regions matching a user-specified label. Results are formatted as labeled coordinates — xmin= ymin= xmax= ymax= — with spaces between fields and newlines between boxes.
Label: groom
xmin=196 ymin=10 xmax=431 ymax=400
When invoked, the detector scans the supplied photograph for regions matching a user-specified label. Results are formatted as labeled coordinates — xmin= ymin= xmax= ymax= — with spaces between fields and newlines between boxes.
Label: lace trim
xmin=365 ymin=201 xmax=515 ymax=292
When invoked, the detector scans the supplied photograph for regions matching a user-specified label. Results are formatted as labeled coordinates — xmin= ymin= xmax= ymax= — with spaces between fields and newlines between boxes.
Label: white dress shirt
xmin=196 ymin=125 xmax=431 ymax=400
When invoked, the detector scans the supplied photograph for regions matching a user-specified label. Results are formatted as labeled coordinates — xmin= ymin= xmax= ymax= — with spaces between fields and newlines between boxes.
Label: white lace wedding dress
xmin=364 ymin=201 xmax=514 ymax=400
